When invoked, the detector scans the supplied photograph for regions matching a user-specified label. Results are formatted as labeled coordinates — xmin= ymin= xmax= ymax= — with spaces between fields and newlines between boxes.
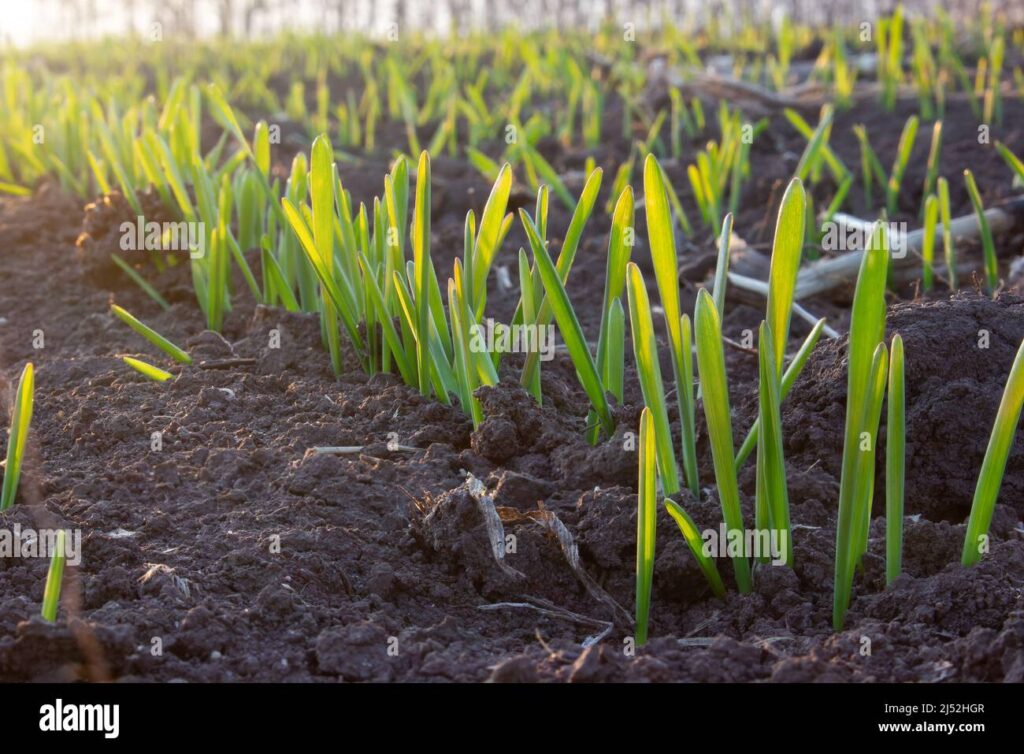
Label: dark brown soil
xmin=2 ymin=91 xmax=1024 ymax=682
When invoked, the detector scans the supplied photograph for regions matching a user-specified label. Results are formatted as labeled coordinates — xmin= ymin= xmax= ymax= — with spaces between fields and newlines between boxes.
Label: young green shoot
xmin=1 ymin=363 xmax=34 ymax=510
xmin=626 ymin=262 xmax=681 ymax=495
xmin=834 ymin=223 xmax=889 ymax=630
xmin=922 ymin=120 xmax=943 ymax=205
xmin=963 ymin=169 xmax=999 ymax=292
xmin=664 ymin=499 xmax=726 ymax=598
xmin=885 ymin=115 xmax=919 ymax=217
xmin=851 ymin=343 xmax=889 ymax=570
xmin=995 ymin=142 xmax=1024 ymax=186
xmin=962 ymin=335 xmax=1024 ymax=566
xmin=111 ymin=305 xmax=192 ymax=364
xmin=765 ymin=179 xmax=806 ymax=378
xmin=921 ymin=194 xmax=938 ymax=291
xmin=712 ymin=213 xmax=733 ymax=317
xmin=110 ymin=255 xmax=172 ymax=311
xmin=636 ymin=407 xmax=657 ymax=646
xmin=694 ymin=289 xmax=752 ymax=593
xmin=886 ymin=334 xmax=905 ymax=585
xmin=757 ymin=321 xmax=792 ymax=565
xmin=41 ymin=529 xmax=66 ymax=622
xmin=523 ymin=211 xmax=614 ymax=437
xmin=122 ymin=356 xmax=174 ymax=383
xmin=587 ymin=185 xmax=634 ymax=444
xmin=937 ymin=177 xmax=957 ymax=289
xmin=735 ymin=317 xmax=826 ymax=468
xmin=645 ymin=154 xmax=699 ymax=494
xmin=518 ymin=168 xmax=602 ymax=397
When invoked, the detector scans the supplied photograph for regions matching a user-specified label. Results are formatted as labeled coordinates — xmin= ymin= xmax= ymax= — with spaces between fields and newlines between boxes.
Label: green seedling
xmin=834 ymin=223 xmax=889 ymax=630
xmin=963 ymin=169 xmax=998 ymax=292
xmin=694 ymin=289 xmax=752 ymax=593
xmin=626 ymin=262 xmax=681 ymax=495
xmin=645 ymin=155 xmax=698 ymax=493
xmin=886 ymin=334 xmax=905 ymax=585
xmin=962 ymin=335 xmax=1024 ymax=566
xmin=1 ymin=363 xmax=34 ymax=510
xmin=41 ymin=529 xmax=67 ymax=622
xmin=664 ymin=499 xmax=726 ymax=598
xmin=636 ymin=407 xmax=657 ymax=646
xmin=111 ymin=305 xmax=192 ymax=364
xmin=122 ymin=356 xmax=174 ymax=383
xmin=937 ymin=177 xmax=957 ymax=289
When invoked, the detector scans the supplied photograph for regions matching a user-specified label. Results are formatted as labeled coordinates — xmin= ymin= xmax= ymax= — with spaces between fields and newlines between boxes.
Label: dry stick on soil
xmin=826 ymin=212 xmax=975 ymax=291
xmin=528 ymin=508 xmax=633 ymax=627
xmin=726 ymin=272 xmax=840 ymax=339
xmin=196 ymin=358 xmax=257 ymax=369
xmin=464 ymin=474 xmax=525 ymax=581
xmin=308 ymin=444 xmax=420 ymax=455
xmin=652 ymin=66 xmax=825 ymax=116
xmin=478 ymin=600 xmax=614 ymax=647
xmin=791 ymin=198 xmax=1024 ymax=299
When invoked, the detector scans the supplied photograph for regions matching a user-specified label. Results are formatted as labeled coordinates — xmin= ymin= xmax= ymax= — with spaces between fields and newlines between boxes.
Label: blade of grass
xmin=833 ymin=222 xmax=889 ymax=630
xmin=122 ymin=356 xmax=173 ymax=383
xmin=41 ymin=529 xmax=66 ymax=622
xmin=794 ymin=106 xmax=835 ymax=183
xmin=962 ymin=335 xmax=1024 ymax=566
xmin=757 ymin=321 xmax=792 ymax=566
xmin=110 ymin=255 xmax=171 ymax=311
xmin=636 ymin=406 xmax=657 ymax=646
xmin=886 ymin=334 xmax=905 ymax=585
xmin=412 ymin=151 xmax=432 ymax=395
xmin=694 ymin=289 xmax=752 ymax=592
xmin=922 ymin=120 xmax=943 ymax=204
xmin=851 ymin=343 xmax=889 ymax=568
xmin=712 ymin=213 xmax=733 ymax=317
xmin=645 ymin=154 xmax=699 ymax=494
xmin=524 ymin=210 xmax=614 ymax=437
xmin=735 ymin=318 xmax=826 ymax=468
xmin=111 ymin=305 xmax=191 ymax=364
xmin=606 ymin=299 xmax=625 ymax=403
xmin=664 ymin=499 xmax=726 ymax=598
xmin=626 ymin=262 xmax=681 ymax=495
xmin=995 ymin=141 xmax=1024 ymax=185
xmin=518 ymin=168 xmax=602 ymax=390
xmin=766 ymin=179 xmax=806 ymax=377
xmin=922 ymin=194 xmax=938 ymax=291
xmin=963 ymin=169 xmax=998 ymax=292
xmin=0 ymin=363 xmax=34 ymax=510
xmin=310 ymin=134 xmax=343 ymax=375
xmin=935 ymin=177 xmax=956 ymax=290
xmin=886 ymin=115 xmax=919 ymax=217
